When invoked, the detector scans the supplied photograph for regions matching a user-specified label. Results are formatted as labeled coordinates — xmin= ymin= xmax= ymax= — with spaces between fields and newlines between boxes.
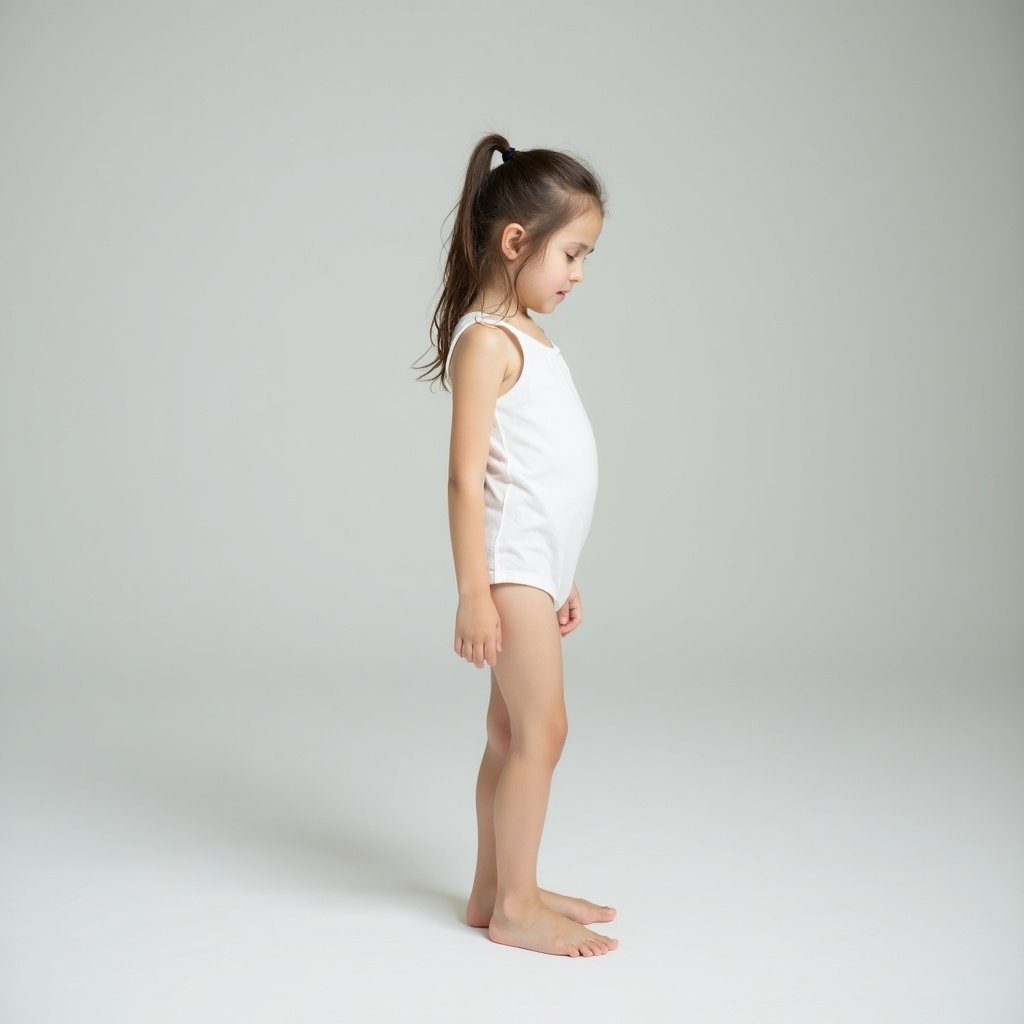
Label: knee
xmin=547 ymin=716 xmax=569 ymax=765
xmin=513 ymin=713 xmax=568 ymax=766
xmin=486 ymin=716 xmax=512 ymax=758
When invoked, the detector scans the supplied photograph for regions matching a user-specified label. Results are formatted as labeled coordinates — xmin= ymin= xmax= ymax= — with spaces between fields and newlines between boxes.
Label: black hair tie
xmin=501 ymin=146 xmax=516 ymax=162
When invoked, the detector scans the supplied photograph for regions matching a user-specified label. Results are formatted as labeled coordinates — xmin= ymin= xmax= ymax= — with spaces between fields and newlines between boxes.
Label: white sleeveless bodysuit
xmin=446 ymin=310 xmax=599 ymax=609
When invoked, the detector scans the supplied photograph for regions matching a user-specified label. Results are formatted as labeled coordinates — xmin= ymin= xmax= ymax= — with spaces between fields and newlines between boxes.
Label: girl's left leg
xmin=465 ymin=669 xmax=617 ymax=928
xmin=464 ymin=671 xmax=509 ymax=926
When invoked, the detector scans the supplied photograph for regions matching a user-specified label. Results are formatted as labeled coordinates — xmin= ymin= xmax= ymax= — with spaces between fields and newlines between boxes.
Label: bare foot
xmin=488 ymin=901 xmax=618 ymax=957
xmin=536 ymin=887 xmax=617 ymax=925
xmin=466 ymin=885 xmax=616 ymax=928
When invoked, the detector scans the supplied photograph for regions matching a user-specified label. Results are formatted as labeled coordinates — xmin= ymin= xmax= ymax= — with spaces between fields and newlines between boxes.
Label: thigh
xmin=489 ymin=583 xmax=566 ymax=741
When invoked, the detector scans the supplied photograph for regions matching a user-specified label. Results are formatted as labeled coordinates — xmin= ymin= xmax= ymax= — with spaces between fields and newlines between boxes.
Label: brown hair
xmin=413 ymin=132 xmax=607 ymax=393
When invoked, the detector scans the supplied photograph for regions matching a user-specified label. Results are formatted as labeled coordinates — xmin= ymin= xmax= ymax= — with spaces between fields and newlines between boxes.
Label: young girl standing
xmin=418 ymin=134 xmax=617 ymax=957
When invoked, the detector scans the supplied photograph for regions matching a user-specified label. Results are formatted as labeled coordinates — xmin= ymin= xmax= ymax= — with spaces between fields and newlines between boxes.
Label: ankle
xmin=494 ymin=889 xmax=543 ymax=919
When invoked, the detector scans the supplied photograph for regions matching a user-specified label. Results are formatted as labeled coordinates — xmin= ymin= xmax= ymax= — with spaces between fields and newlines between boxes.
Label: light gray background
xmin=1 ymin=2 xmax=1022 ymax=1022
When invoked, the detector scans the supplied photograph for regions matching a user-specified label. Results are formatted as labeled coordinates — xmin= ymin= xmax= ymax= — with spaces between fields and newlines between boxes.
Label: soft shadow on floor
xmin=69 ymin=747 xmax=467 ymax=922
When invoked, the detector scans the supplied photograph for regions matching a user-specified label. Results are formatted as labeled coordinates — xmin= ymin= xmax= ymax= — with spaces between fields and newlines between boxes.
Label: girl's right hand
xmin=454 ymin=594 xmax=503 ymax=669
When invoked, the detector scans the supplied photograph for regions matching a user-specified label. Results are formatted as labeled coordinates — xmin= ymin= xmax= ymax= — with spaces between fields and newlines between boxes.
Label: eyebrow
xmin=568 ymin=241 xmax=596 ymax=254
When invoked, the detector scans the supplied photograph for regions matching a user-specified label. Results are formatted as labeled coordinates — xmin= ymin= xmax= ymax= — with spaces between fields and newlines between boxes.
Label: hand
xmin=556 ymin=581 xmax=583 ymax=637
xmin=454 ymin=593 xmax=503 ymax=669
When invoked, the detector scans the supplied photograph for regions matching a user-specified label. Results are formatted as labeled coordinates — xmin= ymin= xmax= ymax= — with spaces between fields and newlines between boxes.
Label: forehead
xmin=555 ymin=210 xmax=603 ymax=247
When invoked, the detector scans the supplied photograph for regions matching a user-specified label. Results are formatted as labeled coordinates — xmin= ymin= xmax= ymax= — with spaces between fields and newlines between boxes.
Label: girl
xmin=417 ymin=134 xmax=617 ymax=958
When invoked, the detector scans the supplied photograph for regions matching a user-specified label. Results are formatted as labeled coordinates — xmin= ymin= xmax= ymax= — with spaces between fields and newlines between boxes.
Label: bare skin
xmin=447 ymin=217 xmax=614 ymax=955
xmin=464 ymin=582 xmax=618 ymax=957
xmin=466 ymin=882 xmax=616 ymax=928
xmin=464 ymin=666 xmax=616 ymax=929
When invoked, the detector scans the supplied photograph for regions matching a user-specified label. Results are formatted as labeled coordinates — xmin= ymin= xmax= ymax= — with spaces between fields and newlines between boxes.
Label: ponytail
xmin=414 ymin=133 xmax=606 ymax=393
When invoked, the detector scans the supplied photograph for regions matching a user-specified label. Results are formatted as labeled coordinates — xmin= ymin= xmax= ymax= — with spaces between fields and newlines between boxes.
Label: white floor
xmin=2 ymin=657 xmax=1022 ymax=1024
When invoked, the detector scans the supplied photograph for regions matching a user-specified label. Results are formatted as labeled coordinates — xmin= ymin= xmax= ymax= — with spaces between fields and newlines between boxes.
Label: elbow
xmin=448 ymin=472 xmax=484 ymax=492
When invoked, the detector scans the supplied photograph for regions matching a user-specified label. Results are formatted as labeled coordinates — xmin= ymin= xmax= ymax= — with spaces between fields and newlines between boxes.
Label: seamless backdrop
xmin=1 ymin=2 xmax=1022 ymax=1022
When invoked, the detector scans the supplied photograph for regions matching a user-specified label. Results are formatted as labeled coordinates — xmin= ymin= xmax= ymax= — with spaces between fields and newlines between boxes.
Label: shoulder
xmin=449 ymin=320 xmax=515 ymax=387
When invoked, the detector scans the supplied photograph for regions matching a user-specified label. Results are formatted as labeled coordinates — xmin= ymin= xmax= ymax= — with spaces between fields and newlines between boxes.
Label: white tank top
xmin=446 ymin=310 xmax=599 ymax=609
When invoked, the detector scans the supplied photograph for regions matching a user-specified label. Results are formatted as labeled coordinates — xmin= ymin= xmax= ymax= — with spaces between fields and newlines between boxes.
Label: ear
xmin=500 ymin=222 xmax=527 ymax=261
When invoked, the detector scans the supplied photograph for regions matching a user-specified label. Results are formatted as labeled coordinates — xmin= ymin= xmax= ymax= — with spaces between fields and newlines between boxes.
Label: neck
xmin=468 ymin=288 xmax=527 ymax=321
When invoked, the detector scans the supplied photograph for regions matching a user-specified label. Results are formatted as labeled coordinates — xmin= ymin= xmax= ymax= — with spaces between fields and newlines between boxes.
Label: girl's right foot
xmin=488 ymin=901 xmax=618 ymax=957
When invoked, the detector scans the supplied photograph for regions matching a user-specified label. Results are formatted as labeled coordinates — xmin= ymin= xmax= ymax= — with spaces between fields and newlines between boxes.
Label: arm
xmin=447 ymin=323 xmax=507 ymax=597
xmin=447 ymin=324 xmax=509 ymax=666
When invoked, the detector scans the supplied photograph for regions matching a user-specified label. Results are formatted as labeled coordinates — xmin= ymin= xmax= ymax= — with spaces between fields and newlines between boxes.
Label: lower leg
xmin=492 ymin=744 xmax=556 ymax=913
xmin=487 ymin=739 xmax=618 ymax=955
xmin=466 ymin=736 xmax=616 ymax=928
xmin=469 ymin=739 xmax=503 ymax=896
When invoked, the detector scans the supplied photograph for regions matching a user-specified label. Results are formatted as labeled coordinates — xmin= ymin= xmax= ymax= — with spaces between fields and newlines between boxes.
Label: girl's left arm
xmin=556 ymin=580 xmax=582 ymax=637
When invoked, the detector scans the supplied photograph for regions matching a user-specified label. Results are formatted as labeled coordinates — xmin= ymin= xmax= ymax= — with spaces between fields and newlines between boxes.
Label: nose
xmin=570 ymin=263 xmax=584 ymax=284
